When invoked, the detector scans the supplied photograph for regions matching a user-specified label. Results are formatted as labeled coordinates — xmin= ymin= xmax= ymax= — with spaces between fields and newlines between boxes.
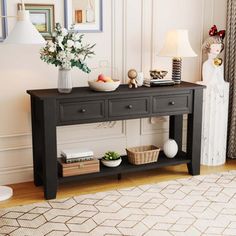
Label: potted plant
xmin=40 ymin=23 xmax=95 ymax=94
xmin=101 ymin=151 xmax=122 ymax=167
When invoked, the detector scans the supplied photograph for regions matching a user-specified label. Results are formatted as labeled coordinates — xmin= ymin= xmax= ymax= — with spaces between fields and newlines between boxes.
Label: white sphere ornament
xmin=163 ymin=139 xmax=178 ymax=158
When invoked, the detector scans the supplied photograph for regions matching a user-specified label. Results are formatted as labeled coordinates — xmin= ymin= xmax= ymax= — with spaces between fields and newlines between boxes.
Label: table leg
xmin=187 ymin=89 xmax=203 ymax=175
xmin=31 ymin=97 xmax=43 ymax=186
xmin=32 ymin=98 xmax=58 ymax=199
xmin=42 ymin=99 xmax=58 ymax=199
xmin=169 ymin=115 xmax=183 ymax=150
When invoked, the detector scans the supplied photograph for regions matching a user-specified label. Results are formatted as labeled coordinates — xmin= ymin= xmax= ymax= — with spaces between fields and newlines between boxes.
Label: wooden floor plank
xmin=1 ymin=160 xmax=236 ymax=209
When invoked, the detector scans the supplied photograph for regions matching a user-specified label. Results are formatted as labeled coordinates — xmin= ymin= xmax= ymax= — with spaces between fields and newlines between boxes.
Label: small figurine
xmin=128 ymin=69 xmax=138 ymax=88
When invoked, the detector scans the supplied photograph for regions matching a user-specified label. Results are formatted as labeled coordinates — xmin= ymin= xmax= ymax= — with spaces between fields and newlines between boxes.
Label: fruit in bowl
xmin=101 ymin=151 xmax=122 ymax=168
xmin=97 ymin=74 xmax=113 ymax=83
xmin=88 ymin=74 xmax=120 ymax=92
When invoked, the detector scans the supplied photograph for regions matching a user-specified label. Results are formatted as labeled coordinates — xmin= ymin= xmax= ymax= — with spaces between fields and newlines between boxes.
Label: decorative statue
xmin=199 ymin=25 xmax=229 ymax=166
xmin=202 ymin=25 xmax=225 ymax=87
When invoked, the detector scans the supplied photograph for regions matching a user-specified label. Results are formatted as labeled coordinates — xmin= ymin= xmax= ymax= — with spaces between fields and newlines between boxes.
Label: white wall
xmin=0 ymin=0 xmax=227 ymax=185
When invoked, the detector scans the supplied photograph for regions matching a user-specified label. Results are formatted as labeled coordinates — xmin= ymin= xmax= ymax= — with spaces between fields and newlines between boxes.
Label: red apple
xmin=97 ymin=74 xmax=106 ymax=82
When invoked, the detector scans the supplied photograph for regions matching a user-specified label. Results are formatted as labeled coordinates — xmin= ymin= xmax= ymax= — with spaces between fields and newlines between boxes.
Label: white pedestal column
xmin=198 ymin=82 xmax=229 ymax=166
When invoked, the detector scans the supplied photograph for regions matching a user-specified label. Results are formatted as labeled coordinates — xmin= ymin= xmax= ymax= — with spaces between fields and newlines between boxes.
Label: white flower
xmin=57 ymin=51 xmax=66 ymax=60
xmin=57 ymin=36 xmax=64 ymax=42
xmin=67 ymin=40 xmax=74 ymax=48
xmin=61 ymin=28 xmax=68 ymax=36
xmin=74 ymin=41 xmax=81 ymax=49
xmin=72 ymin=33 xmax=80 ymax=41
xmin=48 ymin=41 xmax=54 ymax=47
xmin=48 ymin=47 xmax=55 ymax=52
xmin=40 ymin=23 xmax=94 ymax=71
xmin=67 ymin=52 xmax=75 ymax=60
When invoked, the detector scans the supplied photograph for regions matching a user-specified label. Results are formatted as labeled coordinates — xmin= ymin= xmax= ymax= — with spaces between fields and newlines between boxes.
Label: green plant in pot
xmin=101 ymin=151 xmax=122 ymax=167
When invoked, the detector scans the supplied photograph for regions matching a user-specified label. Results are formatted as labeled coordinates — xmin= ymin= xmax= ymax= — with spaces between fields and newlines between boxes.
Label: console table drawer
xmin=59 ymin=100 xmax=105 ymax=123
xmin=109 ymin=97 xmax=150 ymax=118
xmin=153 ymin=93 xmax=192 ymax=115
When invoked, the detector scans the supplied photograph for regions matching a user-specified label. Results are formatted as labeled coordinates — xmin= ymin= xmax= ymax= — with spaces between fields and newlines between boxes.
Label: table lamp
xmin=159 ymin=30 xmax=197 ymax=84
xmin=0 ymin=0 xmax=45 ymax=202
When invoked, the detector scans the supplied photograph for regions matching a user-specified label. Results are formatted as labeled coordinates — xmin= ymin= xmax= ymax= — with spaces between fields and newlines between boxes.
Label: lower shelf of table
xmin=58 ymin=151 xmax=191 ymax=184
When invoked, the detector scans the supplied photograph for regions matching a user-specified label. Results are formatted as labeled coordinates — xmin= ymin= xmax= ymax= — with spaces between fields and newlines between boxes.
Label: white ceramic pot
xmin=101 ymin=158 xmax=122 ymax=167
xmin=163 ymin=139 xmax=178 ymax=158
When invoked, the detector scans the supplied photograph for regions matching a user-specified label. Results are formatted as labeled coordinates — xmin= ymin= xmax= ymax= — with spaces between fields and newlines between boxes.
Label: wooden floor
xmin=1 ymin=160 xmax=236 ymax=209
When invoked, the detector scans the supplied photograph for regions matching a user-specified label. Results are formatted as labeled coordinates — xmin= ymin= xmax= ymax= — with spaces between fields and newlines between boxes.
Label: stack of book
xmin=59 ymin=148 xmax=100 ymax=177
xmin=61 ymin=148 xmax=94 ymax=163
xmin=144 ymin=78 xmax=175 ymax=87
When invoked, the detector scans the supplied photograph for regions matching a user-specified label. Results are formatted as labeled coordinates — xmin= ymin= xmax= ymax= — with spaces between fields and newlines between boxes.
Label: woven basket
xmin=126 ymin=145 xmax=160 ymax=165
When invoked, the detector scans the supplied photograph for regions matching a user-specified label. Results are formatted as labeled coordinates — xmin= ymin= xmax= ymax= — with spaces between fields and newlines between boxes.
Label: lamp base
xmin=172 ymin=57 xmax=182 ymax=84
xmin=0 ymin=186 xmax=13 ymax=201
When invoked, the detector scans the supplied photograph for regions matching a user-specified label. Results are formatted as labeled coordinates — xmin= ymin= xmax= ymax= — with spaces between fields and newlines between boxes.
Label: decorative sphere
xmin=163 ymin=139 xmax=178 ymax=158
xmin=128 ymin=69 xmax=137 ymax=79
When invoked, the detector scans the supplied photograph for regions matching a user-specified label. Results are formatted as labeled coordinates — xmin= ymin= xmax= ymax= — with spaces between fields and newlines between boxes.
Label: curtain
xmin=225 ymin=0 xmax=236 ymax=158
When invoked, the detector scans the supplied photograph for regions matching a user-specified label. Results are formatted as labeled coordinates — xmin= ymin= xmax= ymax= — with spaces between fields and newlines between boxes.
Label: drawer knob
xmin=169 ymin=101 xmax=175 ymax=105
xmin=128 ymin=104 xmax=133 ymax=109
xmin=80 ymin=109 xmax=86 ymax=113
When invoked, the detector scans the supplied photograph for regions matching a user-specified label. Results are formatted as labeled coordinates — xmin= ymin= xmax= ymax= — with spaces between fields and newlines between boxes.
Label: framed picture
xmin=64 ymin=0 xmax=103 ymax=33
xmin=0 ymin=0 xmax=8 ymax=42
xmin=17 ymin=4 xmax=55 ymax=39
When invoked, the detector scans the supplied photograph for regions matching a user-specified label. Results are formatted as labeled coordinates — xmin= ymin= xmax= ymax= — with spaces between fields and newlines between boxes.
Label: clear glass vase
xmin=58 ymin=68 xmax=72 ymax=93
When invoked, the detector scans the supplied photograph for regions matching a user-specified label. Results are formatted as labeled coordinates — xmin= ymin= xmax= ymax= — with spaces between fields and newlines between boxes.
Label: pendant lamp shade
xmin=4 ymin=10 xmax=46 ymax=45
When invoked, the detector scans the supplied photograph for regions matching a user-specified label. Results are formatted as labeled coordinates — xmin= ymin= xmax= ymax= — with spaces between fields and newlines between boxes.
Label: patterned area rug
xmin=1 ymin=171 xmax=236 ymax=236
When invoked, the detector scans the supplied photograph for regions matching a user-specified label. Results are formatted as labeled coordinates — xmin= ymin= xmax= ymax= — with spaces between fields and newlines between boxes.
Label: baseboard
xmin=0 ymin=165 xmax=33 ymax=185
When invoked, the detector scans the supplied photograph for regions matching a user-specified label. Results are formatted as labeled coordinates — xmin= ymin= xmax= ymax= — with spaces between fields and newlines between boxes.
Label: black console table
xmin=27 ymin=82 xmax=204 ymax=200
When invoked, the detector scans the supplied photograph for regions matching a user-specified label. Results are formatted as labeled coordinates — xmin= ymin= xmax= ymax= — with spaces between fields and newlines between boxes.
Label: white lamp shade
xmin=4 ymin=10 xmax=46 ymax=45
xmin=159 ymin=30 xmax=197 ymax=58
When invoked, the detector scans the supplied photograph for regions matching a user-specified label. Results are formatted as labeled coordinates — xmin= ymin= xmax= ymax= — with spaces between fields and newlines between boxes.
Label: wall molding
xmin=0 ymin=165 xmax=33 ymax=185
xmin=140 ymin=116 xmax=188 ymax=136
xmin=151 ymin=0 xmax=158 ymax=68
xmin=198 ymin=0 xmax=205 ymax=81
xmin=122 ymin=0 xmax=127 ymax=84
xmin=0 ymin=121 xmax=126 ymax=152
xmin=0 ymin=132 xmax=31 ymax=139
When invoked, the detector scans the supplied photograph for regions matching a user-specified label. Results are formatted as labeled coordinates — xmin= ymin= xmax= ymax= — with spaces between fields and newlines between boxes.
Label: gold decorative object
xmin=150 ymin=70 xmax=168 ymax=79
xmin=128 ymin=69 xmax=138 ymax=88
xmin=213 ymin=58 xmax=223 ymax=67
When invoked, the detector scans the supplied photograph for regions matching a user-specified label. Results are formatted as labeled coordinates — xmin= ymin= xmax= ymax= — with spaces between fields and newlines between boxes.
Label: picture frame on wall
xmin=0 ymin=0 xmax=8 ymax=42
xmin=17 ymin=4 xmax=55 ymax=39
xmin=64 ymin=0 xmax=103 ymax=33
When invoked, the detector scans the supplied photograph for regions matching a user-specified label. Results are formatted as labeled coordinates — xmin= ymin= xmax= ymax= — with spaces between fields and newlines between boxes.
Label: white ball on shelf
xmin=163 ymin=139 xmax=178 ymax=158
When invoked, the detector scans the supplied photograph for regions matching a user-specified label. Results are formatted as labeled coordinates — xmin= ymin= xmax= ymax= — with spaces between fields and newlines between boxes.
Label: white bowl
xmin=88 ymin=80 xmax=120 ymax=92
xmin=101 ymin=158 xmax=122 ymax=167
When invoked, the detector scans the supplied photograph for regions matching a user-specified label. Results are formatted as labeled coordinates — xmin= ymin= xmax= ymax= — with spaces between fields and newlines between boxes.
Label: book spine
xmin=63 ymin=156 xmax=94 ymax=163
xmin=62 ymin=151 xmax=94 ymax=159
